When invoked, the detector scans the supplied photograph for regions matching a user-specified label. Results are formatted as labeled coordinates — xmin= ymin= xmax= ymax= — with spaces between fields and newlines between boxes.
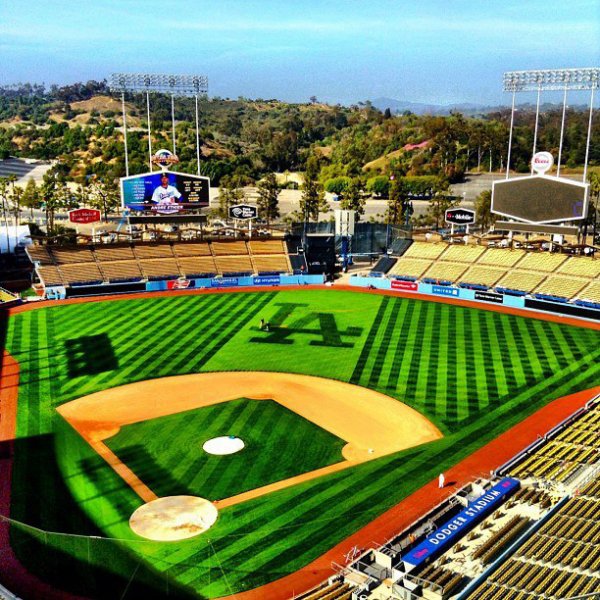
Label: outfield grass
xmin=3 ymin=290 xmax=600 ymax=598
xmin=105 ymin=398 xmax=346 ymax=500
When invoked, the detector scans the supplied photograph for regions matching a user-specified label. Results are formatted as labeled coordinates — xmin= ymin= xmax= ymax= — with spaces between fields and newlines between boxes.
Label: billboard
xmin=229 ymin=204 xmax=258 ymax=219
xmin=492 ymin=175 xmax=588 ymax=224
xmin=120 ymin=171 xmax=210 ymax=214
xmin=69 ymin=208 xmax=101 ymax=224
xmin=445 ymin=208 xmax=475 ymax=225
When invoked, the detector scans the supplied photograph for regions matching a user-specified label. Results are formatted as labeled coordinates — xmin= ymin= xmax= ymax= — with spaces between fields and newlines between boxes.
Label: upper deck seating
xmin=423 ymin=261 xmax=468 ymax=282
xmin=496 ymin=271 xmax=546 ymax=292
xmin=388 ymin=258 xmax=433 ymax=278
xmin=439 ymin=244 xmax=486 ymax=263
xmin=403 ymin=241 xmax=447 ymax=260
xmin=211 ymin=241 xmax=248 ymax=256
xmin=177 ymin=256 xmax=218 ymax=277
xmin=37 ymin=266 xmax=64 ymax=286
xmin=215 ymin=255 xmax=253 ymax=275
xmin=134 ymin=244 xmax=175 ymax=259
xmin=173 ymin=242 xmax=212 ymax=257
xmin=578 ymin=281 xmax=600 ymax=304
xmin=26 ymin=245 xmax=55 ymax=265
xmin=51 ymin=247 xmax=95 ymax=264
xmin=478 ymin=248 xmax=526 ymax=267
xmin=533 ymin=276 xmax=589 ymax=299
xmin=59 ymin=262 xmax=104 ymax=285
xmin=557 ymin=257 xmax=600 ymax=278
xmin=94 ymin=246 xmax=136 ymax=261
xmin=253 ymin=255 xmax=290 ymax=274
xmin=516 ymin=252 xmax=568 ymax=273
xmin=248 ymin=239 xmax=287 ymax=254
xmin=459 ymin=266 xmax=507 ymax=287
xmin=139 ymin=259 xmax=181 ymax=279
xmin=100 ymin=260 xmax=143 ymax=282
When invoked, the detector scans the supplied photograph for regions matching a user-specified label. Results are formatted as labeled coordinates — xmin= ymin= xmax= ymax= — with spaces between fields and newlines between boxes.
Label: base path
xmin=57 ymin=372 xmax=442 ymax=507
xmin=220 ymin=384 xmax=600 ymax=600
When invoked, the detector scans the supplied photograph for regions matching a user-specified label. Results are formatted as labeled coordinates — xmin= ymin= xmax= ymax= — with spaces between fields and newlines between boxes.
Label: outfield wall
xmin=349 ymin=275 xmax=600 ymax=322
xmin=146 ymin=273 xmax=325 ymax=291
xmin=46 ymin=274 xmax=326 ymax=299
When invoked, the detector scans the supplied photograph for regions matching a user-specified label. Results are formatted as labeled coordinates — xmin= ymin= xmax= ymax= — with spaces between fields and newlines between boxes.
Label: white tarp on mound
xmin=0 ymin=225 xmax=31 ymax=253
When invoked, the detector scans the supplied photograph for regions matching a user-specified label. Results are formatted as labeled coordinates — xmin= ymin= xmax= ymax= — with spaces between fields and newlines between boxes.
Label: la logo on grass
xmin=250 ymin=302 xmax=362 ymax=348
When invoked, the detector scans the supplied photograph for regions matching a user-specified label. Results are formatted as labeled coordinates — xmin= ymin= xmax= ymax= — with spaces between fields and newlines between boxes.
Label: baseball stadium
xmin=1 ymin=68 xmax=600 ymax=600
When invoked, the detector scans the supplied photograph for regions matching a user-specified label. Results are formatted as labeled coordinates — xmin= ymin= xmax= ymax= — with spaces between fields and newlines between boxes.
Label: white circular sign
xmin=531 ymin=152 xmax=554 ymax=174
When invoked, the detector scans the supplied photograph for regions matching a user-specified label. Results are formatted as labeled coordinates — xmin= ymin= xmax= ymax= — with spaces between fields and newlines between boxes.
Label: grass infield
xmin=105 ymin=398 xmax=347 ymax=501
xmin=2 ymin=289 xmax=600 ymax=599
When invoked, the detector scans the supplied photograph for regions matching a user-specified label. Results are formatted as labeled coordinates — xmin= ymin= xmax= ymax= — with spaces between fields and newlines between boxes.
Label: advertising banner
xmin=432 ymin=285 xmax=459 ymax=297
xmin=445 ymin=208 xmax=475 ymax=225
xmin=167 ymin=278 xmax=195 ymax=290
xmin=403 ymin=478 xmax=519 ymax=568
xmin=253 ymin=275 xmax=280 ymax=286
xmin=229 ymin=204 xmax=258 ymax=220
xmin=474 ymin=290 xmax=503 ymax=304
xmin=391 ymin=279 xmax=418 ymax=291
xmin=120 ymin=171 xmax=210 ymax=214
xmin=210 ymin=278 xmax=239 ymax=288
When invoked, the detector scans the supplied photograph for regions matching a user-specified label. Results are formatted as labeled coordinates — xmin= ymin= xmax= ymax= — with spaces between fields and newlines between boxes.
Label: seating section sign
xmin=403 ymin=478 xmax=520 ymax=568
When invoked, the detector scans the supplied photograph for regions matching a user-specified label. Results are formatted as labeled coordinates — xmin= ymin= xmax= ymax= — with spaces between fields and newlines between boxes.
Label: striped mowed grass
xmin=3 ymin=289 xmax=600 ymax=598
xmin=105 ymin=398 xmax=347 ymax=501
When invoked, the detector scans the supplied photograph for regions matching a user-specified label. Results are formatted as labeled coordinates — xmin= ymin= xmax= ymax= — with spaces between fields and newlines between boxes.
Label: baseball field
xmin=2 ymin=288 xmax=600 ymax=599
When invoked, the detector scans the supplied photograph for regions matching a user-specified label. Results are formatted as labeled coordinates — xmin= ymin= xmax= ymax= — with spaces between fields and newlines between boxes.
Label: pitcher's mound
xmin=203 ymin=436 xmax=245 ymax=455
xmin=130 ymin=496 xmax=218 ymax=541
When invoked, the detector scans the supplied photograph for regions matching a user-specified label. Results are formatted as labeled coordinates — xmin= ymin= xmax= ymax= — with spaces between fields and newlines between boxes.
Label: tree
xmin=427 ymin=193 xmax=459 ymax=230
xmin=386 ymin=178 xmax=409 ymax=225
xmin=40 ymin=172 xmax=78 ymax=236
xmin=256 ymin=173 xmax=280 ymax=228
xmin=324 ymin=176 xmax=351 ymax=196
xmin=340 ymin=178 xmax=366 ymax=221
xmin=300 ymin=156 xmax=328 ymax=222
xmin=366 ymin=176 xmax=390 ymax=198
xmin=475 ymin=189 xmax=495 ymax=231
xmin=218 ymin=174 xmax=245 ymax=219
xmin=5 ymin=174 xmax=21 ymax=225
xmin=21 ymin=177 xmax=41 ymax=221
xmin=81 ymin=176 xmax=120 ymax=222
xmin=0 ymin=177 xmax=11 ymax=251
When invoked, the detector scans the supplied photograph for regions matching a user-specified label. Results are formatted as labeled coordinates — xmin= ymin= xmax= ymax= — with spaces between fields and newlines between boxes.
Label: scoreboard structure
xmin=492 ymin=175 xmax=588 ymax=225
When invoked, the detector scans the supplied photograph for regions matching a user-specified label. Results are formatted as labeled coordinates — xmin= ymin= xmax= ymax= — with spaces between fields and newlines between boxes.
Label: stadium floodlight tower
xmin=503 ymin=67 xmax=599 ymax=180
xmin=109 ymin=73 xmax=209 ymax=176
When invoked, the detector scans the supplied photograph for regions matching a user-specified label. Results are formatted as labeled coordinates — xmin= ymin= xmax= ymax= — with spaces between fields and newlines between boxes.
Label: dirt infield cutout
xmin=57 ymin=372 xmax=442 ymax=509
xmin=129 ymin=496 xmax=218 ymax=541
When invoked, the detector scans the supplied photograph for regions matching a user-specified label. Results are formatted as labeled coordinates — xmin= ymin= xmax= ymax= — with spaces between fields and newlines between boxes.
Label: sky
xmin=1 ymin=0 xmax=599 ymax=106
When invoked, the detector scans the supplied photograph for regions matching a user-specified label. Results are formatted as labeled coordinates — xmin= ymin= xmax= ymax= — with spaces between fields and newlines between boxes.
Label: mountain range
xmin=369 ymin=97 xmax=589 ymax=116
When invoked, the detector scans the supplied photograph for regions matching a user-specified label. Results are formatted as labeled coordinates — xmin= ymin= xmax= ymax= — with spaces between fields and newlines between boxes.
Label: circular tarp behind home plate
xmin=130 ymin=496 xmax=218 ymax=541
xmin=203 ymin=436 xmax=245 ymax=455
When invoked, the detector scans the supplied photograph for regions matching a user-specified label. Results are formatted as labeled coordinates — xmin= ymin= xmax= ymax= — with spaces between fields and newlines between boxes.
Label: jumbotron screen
xmin=120 ymin=171 xmax=210 ymax=214
xmin=492 ymin=176 xmax=588 ymax=224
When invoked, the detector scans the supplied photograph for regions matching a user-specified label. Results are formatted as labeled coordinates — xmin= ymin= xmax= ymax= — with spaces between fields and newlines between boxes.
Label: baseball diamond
xmin=1 ymin=288 xmax=599 ymax=599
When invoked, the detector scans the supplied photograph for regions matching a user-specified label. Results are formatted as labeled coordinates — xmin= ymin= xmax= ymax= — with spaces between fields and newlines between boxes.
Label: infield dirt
xmin=57 ymin=371 xmax=443 ymax=507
